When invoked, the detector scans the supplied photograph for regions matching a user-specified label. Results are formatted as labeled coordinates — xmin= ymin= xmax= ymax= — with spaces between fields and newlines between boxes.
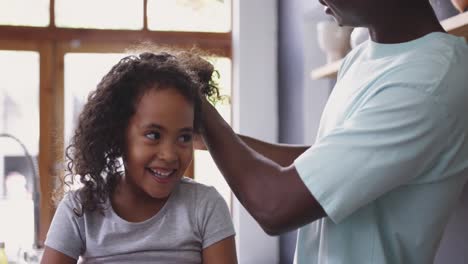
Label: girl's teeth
xmin=149 ymin=169 xmax=173 ymax=178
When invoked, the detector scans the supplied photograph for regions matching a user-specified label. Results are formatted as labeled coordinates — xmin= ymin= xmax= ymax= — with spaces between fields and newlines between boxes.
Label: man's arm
xmin=195 ymin=134 xmax=309 ymax=167
xmin=200 ymin=100 xmax=326 ymax=235
xmin=237 ymin=135 xmax=309 ymax=167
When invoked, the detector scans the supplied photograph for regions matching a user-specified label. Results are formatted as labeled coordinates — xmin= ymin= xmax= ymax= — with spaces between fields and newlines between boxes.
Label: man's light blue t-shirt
xmin=294 ymin=32 xmax=468 ymax=264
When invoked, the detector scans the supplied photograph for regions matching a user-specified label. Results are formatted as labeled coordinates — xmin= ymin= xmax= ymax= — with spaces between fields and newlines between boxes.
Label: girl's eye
xmin=178 ymin=134 xmax=193 ymax=143
xmin=145 ymin=132 xmax=161 ymax=140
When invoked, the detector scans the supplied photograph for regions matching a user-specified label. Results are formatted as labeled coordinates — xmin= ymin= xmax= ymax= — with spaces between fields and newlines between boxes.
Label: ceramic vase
xmin=317 ymin=20 xmax=353 ymax=63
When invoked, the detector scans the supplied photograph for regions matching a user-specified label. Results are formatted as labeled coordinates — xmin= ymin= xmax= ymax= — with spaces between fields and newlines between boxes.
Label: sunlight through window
xmin=148 ymin=0 xmax=231 ymax=32
xmin=0 ymin=0 xmax=49 ymax=27
xmin=55 ymin=0 xmax=143 ymax=29
xmin=0 ymin=50 xmax=39 ymax=261
xmin=64 ymin=53 xmax=126 ymax=146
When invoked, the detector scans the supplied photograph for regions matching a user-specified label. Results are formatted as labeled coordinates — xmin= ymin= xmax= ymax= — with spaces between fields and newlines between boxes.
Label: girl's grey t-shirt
xmin=45 ymin=177 xmax=235 ymax=264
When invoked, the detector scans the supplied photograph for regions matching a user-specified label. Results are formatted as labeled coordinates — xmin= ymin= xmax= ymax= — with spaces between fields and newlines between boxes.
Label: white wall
xmin=232 ymin=0 xmax=279 ymax=263
xmin=302 ymin=7 xmax=333 ymax=145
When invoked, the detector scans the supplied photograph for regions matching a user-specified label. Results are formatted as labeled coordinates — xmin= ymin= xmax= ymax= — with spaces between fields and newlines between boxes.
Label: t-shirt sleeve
xmin=197 ymin=187 xmax=236 ymax=249
xmin=44 ymin=194 xmax=85 ymax=259
xmin=294 ymin=87 xmax=459 ymax=223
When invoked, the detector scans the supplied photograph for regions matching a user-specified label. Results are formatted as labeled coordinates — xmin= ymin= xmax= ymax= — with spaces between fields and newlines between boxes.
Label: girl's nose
xmin=157 ymin=141 xmax=178 ymax=163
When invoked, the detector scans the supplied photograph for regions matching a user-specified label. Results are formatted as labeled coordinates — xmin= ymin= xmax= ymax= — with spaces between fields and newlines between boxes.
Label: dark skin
xmin=198 ymin=0 xmax=446 ymax=235
xmin=321 ymin=0 xmax=446 ymax=42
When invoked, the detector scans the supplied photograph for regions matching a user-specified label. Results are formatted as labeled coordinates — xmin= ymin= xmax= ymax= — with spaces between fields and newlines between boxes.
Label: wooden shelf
xmin=310 ymin=59 xmax=342 ymax=80
xmin=310 ymin=12 xmax=468 ymax=80
xmin=442 ymin=11 xmax=468 ymax=36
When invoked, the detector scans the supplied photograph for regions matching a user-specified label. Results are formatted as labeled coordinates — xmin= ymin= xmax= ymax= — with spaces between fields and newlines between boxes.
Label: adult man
xmin=198 ymin=0 xmax=468 ymax=263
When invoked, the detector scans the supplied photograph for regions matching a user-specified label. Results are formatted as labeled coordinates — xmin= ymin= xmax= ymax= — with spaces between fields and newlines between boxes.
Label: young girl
xmin=41 ymin=50 xmax=237 ymax=264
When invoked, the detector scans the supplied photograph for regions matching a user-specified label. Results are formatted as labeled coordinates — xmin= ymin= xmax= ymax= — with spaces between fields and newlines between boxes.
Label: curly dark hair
xmin=55 ymin=50 xmax=220 ymax=215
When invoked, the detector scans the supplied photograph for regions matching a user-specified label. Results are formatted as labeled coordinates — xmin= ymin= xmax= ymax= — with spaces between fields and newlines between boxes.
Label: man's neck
xmin=368 ymin=5 xmax=445 ymax=44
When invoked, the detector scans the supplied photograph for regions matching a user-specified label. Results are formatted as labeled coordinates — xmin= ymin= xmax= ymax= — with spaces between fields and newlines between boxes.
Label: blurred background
xmin=0 ymin=0 xmax=467 ymax=263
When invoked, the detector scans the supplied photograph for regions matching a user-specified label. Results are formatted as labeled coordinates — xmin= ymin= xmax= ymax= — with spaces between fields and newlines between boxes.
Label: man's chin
xmin=324 ymin=9 xmax=341 ymax=26
xmin=331 ymin=16 xmax=350 ymax=28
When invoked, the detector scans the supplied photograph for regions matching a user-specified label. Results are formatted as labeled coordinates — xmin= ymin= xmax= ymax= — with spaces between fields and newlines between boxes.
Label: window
xmin=0 ymin=0 xmax=49 ymax=27
xmin=0 ymin=1 xmax=232 ymax=257
xmin=0 ymin=50 xmax=40 ymax=260
xmin=55 ymin=0 xmax=144 ymax=29
xmin=64 ymin=53 xmax=127 ymax=144
xmin=147 ymin=0 xmax=231 ymax=32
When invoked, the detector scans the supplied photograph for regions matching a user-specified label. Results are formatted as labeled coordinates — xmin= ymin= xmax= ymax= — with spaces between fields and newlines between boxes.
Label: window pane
xmin=0 ymin=51 xmax=40 ymax=156
xmin=0 ymin=50 xmax=39 ymax=261
xmin=64 ymin=53 xmax=127 ymax=190
xmin=0 ymin=0 xmax=49 ymax=27
xmin=56 ymin=0 xmax=143 ymax=29
xmin=194 ymin=57 xmax=232 ymax=208
xmin=148 ymin=0 xmax=231 ymax=32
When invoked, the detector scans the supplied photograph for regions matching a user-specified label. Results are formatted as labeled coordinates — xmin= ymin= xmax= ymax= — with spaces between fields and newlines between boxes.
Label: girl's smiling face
xmin=123 ymin=86 xmax=194 ymax=200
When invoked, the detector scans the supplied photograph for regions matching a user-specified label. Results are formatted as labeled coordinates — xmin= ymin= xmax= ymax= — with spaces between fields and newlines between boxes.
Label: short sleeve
xmin=294 ymin=87 xmax=458 ymax=223
xmin=197 ymin=187 xmax=236 ymax=249
xmin=44 ymin=194 xmax=85 ymax=259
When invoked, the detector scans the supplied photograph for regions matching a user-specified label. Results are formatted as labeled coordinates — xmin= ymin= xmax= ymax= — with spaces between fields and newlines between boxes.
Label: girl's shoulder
xmin=57 ymin=190 xmax=98 ymax=217
xmin=51 ymin=190 xmax=89 ymax=226
xmin=58 ymin=190 xmax=82 ymax=209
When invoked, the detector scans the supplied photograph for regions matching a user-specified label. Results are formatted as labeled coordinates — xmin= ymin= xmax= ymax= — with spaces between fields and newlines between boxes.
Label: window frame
xmin=0 ymin=0 xmax=231 ymax=244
